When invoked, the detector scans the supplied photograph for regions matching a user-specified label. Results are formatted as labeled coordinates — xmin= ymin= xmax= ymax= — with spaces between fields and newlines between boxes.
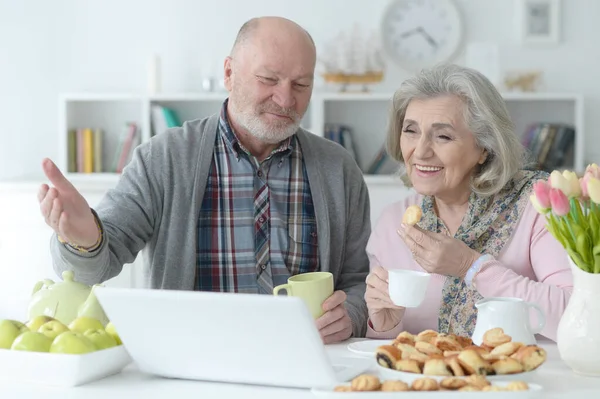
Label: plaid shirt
xmin=195 ymin=100 xmax=319 ymax=294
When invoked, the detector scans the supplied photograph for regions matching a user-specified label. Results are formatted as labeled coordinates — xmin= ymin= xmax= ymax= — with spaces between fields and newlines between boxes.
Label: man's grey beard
xmin=230 ymin=100 xmax=301 ymax=144
xmin=236 ymin=112 xmax=300 ymax=144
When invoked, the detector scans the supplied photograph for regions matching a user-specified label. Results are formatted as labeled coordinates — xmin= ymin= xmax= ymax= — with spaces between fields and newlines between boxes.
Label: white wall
xmin=1 ymin=0 xmax=600 ymax=181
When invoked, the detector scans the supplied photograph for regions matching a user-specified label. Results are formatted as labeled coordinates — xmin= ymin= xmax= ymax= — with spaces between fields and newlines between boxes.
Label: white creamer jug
xmin=471 ymin=297 xmax=546 ymax=346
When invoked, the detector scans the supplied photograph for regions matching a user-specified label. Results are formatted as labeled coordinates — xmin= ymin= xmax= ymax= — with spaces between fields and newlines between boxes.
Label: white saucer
xmin=347 ymin=340 xmax=388 ymax=357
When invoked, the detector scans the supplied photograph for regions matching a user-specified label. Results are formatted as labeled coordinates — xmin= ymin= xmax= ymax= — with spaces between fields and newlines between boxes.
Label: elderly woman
xmin=364 ymin=64 xmax=572 ymax=342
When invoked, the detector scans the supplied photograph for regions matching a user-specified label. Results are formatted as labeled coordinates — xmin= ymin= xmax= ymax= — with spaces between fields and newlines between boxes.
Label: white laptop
xmin=94 ymin=286 xmax=371 ymax=389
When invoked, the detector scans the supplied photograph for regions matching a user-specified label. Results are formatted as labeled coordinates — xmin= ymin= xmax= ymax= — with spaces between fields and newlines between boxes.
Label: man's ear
xmin=223 ymin=56 xmax=234 ymax=92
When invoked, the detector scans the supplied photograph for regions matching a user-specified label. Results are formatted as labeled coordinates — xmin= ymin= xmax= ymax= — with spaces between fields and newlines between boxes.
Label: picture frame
xmin=517 ymin=0 xmax=561 ymax=45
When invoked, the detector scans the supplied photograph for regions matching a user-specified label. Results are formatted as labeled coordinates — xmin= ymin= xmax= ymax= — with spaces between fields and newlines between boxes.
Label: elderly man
xmin=37 ymin=16 xmax=371 ymax=343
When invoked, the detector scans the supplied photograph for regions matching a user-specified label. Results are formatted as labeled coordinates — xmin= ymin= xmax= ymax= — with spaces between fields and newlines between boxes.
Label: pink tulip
xmin=532 ymin=180 xmax=551 ymax=209
xmin=581 ymin=175 xmax=591 ymax=199
xmin=549 ymin=188 xmax=570 ymax=216
xmin=585 ymin=163 xmax=600 ymax=180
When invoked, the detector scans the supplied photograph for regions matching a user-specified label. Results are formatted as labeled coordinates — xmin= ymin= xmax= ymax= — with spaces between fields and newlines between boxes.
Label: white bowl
xmin=0 ymin=346 xmax=132 ymax=387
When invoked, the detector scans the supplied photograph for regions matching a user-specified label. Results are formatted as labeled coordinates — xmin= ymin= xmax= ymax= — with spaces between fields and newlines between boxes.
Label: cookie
xmin=416 ymin=341 xmax=442 ymax=356
xmin=433 ymin=335 xmax=462 ymax=352
xmin=482 ymin=327 xmax=512 ymax=348
xmin=457 ymin=349 xmax=492 ymax=375
xmin=402 ymin=205 xmax=423 ymax=225
xmin=423 ymin=358 xmax=453 ymax=376
xmin=511 ymin=345 xmax=547 ymax=371
xmin=350 ymin=374 xmax=381 ymax=391
xmin=395 ymin=359 xmax=422 ymax=374
xmin=490 ymin=341 xmax=522 ymax=357
xmin=491 ymin=358 xmax=524 ymax=375
xmin=459 ymin=385 xmax=481 ymax=391
xmin=444 ymin=355 xmax=465 ymax=376
xmin=416 ymin=329 xmax=438 ymax=343
xmin=380 ymin=380 xmax=410 ymax=392
xmin=375 ymin=345 xmax=402 ymax=369
xmin=439 ymin=377 xmax=468 ymax=390
xmin=411 ymin=377 xmax=439 ymax=391
xmin=464 ymin=375 xmax=491 ymax=389
xmin=395 ymin=331 xmax=415 ymax=345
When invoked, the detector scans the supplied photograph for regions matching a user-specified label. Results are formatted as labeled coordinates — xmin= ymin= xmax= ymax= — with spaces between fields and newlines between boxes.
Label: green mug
xmin=273 ymin=272 xmax=334 ymax=319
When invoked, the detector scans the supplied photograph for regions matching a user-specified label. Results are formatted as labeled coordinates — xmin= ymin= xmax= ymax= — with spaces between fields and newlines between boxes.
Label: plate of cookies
xmin=311 ymin=373 xmax=542 ymax=397
xmin=373 ymin=328 xmax=546 ymax=383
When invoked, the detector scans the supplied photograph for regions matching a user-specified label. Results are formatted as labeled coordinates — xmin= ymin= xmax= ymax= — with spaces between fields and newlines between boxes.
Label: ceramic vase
xmin=556 ymin=256 xmax=600 ymax=377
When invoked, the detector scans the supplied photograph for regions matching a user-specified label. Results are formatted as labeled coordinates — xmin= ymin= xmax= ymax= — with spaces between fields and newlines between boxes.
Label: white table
xmin=2 ymin=338 xmax=600 ymax=398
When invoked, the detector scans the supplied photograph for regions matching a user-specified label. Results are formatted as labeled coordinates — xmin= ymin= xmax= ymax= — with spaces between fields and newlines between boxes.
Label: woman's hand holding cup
xmin=364 ymin=265 xmax=405 ymax=332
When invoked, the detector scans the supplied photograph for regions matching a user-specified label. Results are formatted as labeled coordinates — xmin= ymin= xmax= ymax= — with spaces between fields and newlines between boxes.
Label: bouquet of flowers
xmin=530 ymin=164 xmax=600 ymax=273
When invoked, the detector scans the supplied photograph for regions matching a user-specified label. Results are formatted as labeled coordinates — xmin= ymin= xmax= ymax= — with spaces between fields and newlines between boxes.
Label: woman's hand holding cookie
xmin=397 ymin=223 xmax=481 ymax=278
xmin=365 ymin=265 xmax=405 ymax=332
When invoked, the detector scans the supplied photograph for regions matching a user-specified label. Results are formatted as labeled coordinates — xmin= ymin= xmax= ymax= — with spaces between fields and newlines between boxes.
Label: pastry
xmin=416 ymin=329 xmax=438 ymax=343
xmin=445 ymin=355 xmax=465 ymax=376
xmin=439 ymin=377 xmax=468 ymax=390
xmin=402 ymin=205 xmax=423 ymax=225
xmin=395 ymin=359 xmax=422 ymax=374
xmin=457 ymin=349 xmax=492 ymax=375
xmin=416 ymin=341 xmax=442 ymax=355
xmin=464 ymin=375 xmax=491 ymax=389
xmin=511 ymin=345 xmax=547 ymax=371
xmin=375 ymin=345 xmax=402 ymax=369
xmin=395 ymin=331 xmax=415 ymax=345
xmin=380 ymin=380 xmax=410 ymax=392
xmin=506 ymin=381 xmax=529 ymax=391
xmin=396 ymin=343 xmax=419 ymax=358
xmin=462 ymin=345 xmax=490 ymax=356
xmin=411 ymin=377 xmax=439 ymax=391
xmin=490 ymin=341 xmax=522 ymax=357
xmin=482 ymin=327 xmax=512 ymax=348
xmin=423 ymin=358 xmax=453 ymax=376
xmin=491 ymin=357 xmax=524 ymax=374
xmin=407 ymin=351 xmax=430 ymax=365
xmin=433 ymin=335 xmax=462 ymax=352
xmin=443 ymin=350 xmax=461 ymax=357
xmin=333 ymin=385 xmax=352 ymax=392
xmin=454 ymin=335 xmax=473 ymax=348
xmin=350 ymin=374 xmax=381 ymax=391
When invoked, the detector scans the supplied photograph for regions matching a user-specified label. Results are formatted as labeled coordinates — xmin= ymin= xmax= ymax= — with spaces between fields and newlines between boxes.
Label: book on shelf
xmin=323 ymin=124 xmax=358 ymax=163
xmin=522 ymin=122 xmax=575 ymax=172
xmin=151 ymin=104 xmax=181 ymax=136
xmin=67 ymin=122 xmax=140 ymax=174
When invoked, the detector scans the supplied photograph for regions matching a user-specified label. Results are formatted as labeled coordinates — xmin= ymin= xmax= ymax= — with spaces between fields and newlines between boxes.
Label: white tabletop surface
xmin=1 ymin=338 xmax=600 ymax=398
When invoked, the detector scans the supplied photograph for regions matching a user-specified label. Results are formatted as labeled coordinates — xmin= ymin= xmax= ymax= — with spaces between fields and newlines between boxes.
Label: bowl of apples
xmin=0 ymin=315 xmax=132 ymax=387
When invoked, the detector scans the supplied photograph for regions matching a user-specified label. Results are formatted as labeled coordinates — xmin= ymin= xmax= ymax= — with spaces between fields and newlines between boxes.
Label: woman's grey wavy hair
xmin=386 ymin=63 xmax=525 ymax=197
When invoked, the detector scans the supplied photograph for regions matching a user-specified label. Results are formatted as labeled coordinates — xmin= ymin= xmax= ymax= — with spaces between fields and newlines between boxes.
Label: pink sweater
xmin=365 ymin=194 xmax=573 ymax=342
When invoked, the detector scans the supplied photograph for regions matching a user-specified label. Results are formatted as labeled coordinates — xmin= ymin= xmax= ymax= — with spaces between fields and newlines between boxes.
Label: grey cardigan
xmin=50 ymin=114 xmax=371 ymax=337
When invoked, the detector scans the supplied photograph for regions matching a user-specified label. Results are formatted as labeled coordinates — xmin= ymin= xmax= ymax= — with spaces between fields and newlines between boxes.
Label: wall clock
xmin=380 ymin=0 xmax=464 ymax=72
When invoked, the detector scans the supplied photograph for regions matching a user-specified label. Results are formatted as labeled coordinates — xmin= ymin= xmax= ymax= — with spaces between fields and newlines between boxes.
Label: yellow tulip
xmin=562 ymin=170 xmax=581 ymax=198
xmin=550 ymin=170 xmax=572 ymax=197
xmin=530 ymin=194 xmax=549 ymax=214
xmin=588 ymin=177 xmax=600 ymax=204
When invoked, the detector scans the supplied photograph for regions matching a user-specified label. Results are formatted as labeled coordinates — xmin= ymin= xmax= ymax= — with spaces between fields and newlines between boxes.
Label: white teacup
xmin=387 ymin=269 xmax=431 ymax=307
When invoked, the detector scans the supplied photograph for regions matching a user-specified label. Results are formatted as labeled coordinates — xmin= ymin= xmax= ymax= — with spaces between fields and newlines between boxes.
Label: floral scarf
xmin=416 ymin=169 xmax=548 ymax=337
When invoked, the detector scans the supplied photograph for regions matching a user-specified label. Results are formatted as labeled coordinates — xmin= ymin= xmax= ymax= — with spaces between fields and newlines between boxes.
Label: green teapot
xmin=27 ymin=270 xmax=109 ymax=326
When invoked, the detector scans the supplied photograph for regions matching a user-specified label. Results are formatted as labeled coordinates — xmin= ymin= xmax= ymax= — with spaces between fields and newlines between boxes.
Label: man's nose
xmin=272 ymin=84 xmax=295 ymax=109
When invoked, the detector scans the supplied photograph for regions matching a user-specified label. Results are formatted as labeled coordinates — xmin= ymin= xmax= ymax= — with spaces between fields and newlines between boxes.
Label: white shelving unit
xmin=58 ymin=91 xmax=584 ymax=224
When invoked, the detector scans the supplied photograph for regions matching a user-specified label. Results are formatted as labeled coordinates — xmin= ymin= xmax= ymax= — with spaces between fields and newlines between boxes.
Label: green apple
xmin=68 ymin=316 xmax=104 ymax=334
xmin=50 ymin=331 xmax=97 ymax=354
xmin=105 ymin=321 xmax=122 ymax=345
xmin=26 ymin=315 xmax=56 ymax=333
xmin=38 ymin=320 xmax=70 ymax=340
xmin=0 ymin=319 xmax=29 ymax=349
xmin=11 ymin=331 xmax=52 ymax=352
xmin=83 ymin=329 xmax=117 ymax=350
